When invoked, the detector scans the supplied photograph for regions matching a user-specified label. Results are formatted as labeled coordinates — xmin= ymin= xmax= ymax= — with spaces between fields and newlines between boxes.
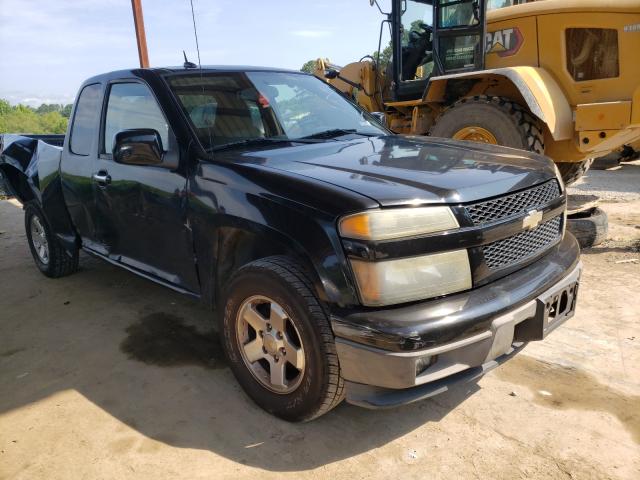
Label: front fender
xmin=189 ymin=164 xmax=361 ymax=310
xmin=427 ymin=66 xmax=573 ymax=141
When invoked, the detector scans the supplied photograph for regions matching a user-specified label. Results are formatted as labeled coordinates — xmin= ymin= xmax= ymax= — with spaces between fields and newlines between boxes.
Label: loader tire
xmin=429 ymin=95 xmax=545 ymax=155
xmin=556 ymin=159 xmax=593 ymax=186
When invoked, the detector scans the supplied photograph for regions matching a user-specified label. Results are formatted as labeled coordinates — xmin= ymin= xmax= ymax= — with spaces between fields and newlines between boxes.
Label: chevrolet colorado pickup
xmin=0 ymin=66 xmax=581 ymax=421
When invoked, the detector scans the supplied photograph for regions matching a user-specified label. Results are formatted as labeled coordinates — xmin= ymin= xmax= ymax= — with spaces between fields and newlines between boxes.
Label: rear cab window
xmin=69 ymin=83 xmax=102 ymax=155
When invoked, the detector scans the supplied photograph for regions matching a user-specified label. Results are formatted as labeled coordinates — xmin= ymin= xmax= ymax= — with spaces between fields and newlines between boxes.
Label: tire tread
xmin=429 ymin=95 xmax=545 ymax=155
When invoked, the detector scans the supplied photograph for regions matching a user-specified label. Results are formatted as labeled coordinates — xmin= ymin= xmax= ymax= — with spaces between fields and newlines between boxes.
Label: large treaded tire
xmin=557 ymin=159 xmax=593 ymax=185
xmin=221 ymin=256 xmax=345 ymax=422
xmin=429 ymin=95 xmax=545 ymax=154
xmin=24 ymin=202 xmax=79 ymax=278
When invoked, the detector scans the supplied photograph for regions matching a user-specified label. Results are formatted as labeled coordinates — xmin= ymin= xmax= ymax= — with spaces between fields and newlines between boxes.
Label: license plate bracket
xmin=513 ymin=279 xmax=580 ymax=342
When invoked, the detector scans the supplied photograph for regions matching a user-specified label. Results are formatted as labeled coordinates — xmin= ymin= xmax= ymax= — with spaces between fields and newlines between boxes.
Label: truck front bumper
xmin=331 ymin=234 xmax=581 ymax=409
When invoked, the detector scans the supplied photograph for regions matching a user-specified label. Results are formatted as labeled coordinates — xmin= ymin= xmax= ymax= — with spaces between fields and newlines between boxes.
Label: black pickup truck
xmin=0 ymin=66 xmax=581 ymax=421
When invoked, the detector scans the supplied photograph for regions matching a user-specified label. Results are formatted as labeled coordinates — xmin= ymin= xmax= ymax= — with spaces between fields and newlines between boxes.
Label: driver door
xmin=93 ymin=80 xmax=200 ymax=293
xmin=432 ymin=0 xmax=487 ymax=74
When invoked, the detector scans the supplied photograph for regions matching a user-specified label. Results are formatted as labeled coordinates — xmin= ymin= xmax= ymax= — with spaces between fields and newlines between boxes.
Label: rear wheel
xmin=429 ymin=95 xmax=545 ymax=153
xmin=221 ymin=256 xmax=344 ymax=421
xmin=24 ymin=203 xmax=78 ymax=278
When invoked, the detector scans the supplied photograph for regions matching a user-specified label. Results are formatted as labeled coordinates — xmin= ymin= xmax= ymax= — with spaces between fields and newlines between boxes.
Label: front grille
xmin=466 ymin=180 xmax=560 ymax=225
xmin=482 ymin=216 xmax=562 ymax=270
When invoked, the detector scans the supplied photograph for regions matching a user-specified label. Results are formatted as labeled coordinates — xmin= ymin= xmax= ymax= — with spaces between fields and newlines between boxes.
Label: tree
xmin=372 ymin=43 xmax=393 ymax=70
xmin=300 ymin=60 xmax=317 ymax=74
xmin=0 ymin=99 xmax=10 ymax=116
xmin=0 ymin=98 xmax=68 ymax=134
xmin=61 ymin=104 xmax=73 ymax=118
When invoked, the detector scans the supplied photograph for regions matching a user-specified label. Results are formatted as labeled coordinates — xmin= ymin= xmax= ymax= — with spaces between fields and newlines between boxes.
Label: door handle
xmin=92 ymin=171 xmax=111 ymax=186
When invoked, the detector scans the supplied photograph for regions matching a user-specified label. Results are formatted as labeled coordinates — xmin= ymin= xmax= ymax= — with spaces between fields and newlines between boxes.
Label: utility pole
xmin=131 ymin=0 xmax=150 ymax=68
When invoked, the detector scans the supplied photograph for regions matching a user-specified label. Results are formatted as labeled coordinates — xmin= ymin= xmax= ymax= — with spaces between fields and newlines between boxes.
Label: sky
xmin=0 ymin=0 xmax=392 ymax=107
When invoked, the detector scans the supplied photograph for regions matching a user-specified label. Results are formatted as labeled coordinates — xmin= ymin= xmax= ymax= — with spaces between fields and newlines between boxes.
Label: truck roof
xmin=82 ymin=65 xmax=303 ymax=84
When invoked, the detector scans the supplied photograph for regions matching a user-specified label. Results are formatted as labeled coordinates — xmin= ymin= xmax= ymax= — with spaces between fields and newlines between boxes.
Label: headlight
xmin=339 ymin=207 xmax=459 ymax=240
xmin=553 ymin=163 xmax=565 ymax=193
xmin=350 ymin=250 xmax=472 ymax=306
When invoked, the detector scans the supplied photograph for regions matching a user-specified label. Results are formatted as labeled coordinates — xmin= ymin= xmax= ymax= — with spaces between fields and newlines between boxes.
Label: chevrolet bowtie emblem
xmin=522 ymin=209 xmax=543 ymax=230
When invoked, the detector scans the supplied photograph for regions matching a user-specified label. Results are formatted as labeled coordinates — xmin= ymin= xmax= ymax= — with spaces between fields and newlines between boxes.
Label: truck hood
xmin=219 ymin=135 xmax=557 ymax=207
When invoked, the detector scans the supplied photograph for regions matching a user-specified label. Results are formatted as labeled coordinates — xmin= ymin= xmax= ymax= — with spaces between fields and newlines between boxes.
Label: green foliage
xmin=0 ymin=99 xmax=10 ymax=116
xmin=372 ymin=43 xmax=393 ymax=70
xmin=0 ymin=99 xmax=71 ymax=134
xmin=300 ymin=60 xmax=317 ymax=74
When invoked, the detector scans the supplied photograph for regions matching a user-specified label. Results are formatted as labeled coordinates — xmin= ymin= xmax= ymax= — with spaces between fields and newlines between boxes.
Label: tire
xmin=24 ymin=202 xmax=79 ymax=278
xmin=221 ymin=256 xmax=344 ymax=421
xmin=429 ymin=95 xmax=545 ymax=154
xmin=557 ymin=159 xmax=593 ymax=185
xmin=591 ymin=152 xmax=621 ymax=170
xmin=567 ymin=207 xmax=608 ymax=248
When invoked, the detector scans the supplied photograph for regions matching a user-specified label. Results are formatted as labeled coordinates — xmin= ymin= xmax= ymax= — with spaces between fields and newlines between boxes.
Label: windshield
xmin=166 ymin=71 xmax=387 ymax=151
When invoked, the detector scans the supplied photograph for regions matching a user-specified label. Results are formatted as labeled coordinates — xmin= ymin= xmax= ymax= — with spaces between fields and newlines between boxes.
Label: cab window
xmin=103 ymin=82 xmax=169 ymax=154
xmin=566 ymin=28 xmax=619 ymax=81
xmin=69 ymin=83 xmax=101 ymax=156
xmin=400 ymin=0 xmax=434 ymax=81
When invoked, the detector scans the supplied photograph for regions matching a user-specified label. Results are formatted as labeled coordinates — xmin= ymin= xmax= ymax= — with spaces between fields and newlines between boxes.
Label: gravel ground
xmin=569 ymin=159 xmax=640 ymax=202
xmin=0 ymin=164 xmax=639 ymax=479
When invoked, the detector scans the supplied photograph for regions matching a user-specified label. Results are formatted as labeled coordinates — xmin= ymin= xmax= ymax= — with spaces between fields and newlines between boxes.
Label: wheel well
xmin=212 ymin=226 xmax=324 ymax=310
xmin=428 ymin=69 xmax=574 ymax=142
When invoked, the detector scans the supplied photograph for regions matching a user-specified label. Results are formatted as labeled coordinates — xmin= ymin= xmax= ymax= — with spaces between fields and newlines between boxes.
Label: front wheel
xmin=24 ymin=203 xmax=78 ymax=278
xmin=221 ymin=256 xmax=344 ymax=421
xmin=429 ymin=95 xmax=545 ymax=154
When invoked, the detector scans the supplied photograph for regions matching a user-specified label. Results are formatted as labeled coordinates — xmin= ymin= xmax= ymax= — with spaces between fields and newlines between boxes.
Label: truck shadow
xmin=1 ymin=252 xmax=477 ymax=472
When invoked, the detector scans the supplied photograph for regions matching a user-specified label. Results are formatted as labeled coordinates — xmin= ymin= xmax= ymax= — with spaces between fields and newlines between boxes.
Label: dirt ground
xmin=1 ymin=162 xmax=639 ymax=479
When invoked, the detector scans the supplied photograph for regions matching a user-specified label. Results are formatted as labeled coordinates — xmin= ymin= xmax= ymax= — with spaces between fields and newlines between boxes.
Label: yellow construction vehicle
xmin=314 ymin=0 xmax=640 ymax=183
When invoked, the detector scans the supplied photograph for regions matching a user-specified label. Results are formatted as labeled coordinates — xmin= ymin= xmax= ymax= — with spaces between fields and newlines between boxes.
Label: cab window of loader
xmin=400 ymin=0 xmax=434 ymax=81
xmin=566 ymin=28 xmax=619 ymax=82
xmin=435 ymin=0 xmax=482 ymax=72
xmin=487 ymin=0 xmax=527 ymax=11
xmin=437 ymin=0 xmax=479 ymax=28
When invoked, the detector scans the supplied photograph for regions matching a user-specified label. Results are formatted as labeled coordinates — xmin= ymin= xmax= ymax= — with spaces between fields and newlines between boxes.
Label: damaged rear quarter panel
xmin=0 ymin=134 xmax=78 ymax=251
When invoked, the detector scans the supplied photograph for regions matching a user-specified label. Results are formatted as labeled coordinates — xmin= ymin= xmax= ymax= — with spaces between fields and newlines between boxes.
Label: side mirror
xmin=113 ymin=129 xmax=164 ymax=166
xmin=324 ymin=69 xmax=339 ymax=80
xmin=370 ymin=111 xmax=386 ymax=126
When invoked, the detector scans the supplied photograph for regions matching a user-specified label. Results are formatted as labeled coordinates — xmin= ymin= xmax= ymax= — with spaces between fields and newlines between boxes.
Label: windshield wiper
xmin=209 ymin=137 xmax=318 ymax=152
xmin=298 ymin=128 xmax=377 ymax=140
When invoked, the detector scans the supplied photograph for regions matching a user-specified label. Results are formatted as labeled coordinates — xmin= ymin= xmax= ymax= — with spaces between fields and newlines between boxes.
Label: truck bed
xmin=21 ymin=134 xmax=65 ymax=147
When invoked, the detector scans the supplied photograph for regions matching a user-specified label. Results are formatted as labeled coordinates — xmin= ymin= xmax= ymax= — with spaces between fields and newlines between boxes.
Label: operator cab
xmin=378 ymin=0 xmax=487 ymax=102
